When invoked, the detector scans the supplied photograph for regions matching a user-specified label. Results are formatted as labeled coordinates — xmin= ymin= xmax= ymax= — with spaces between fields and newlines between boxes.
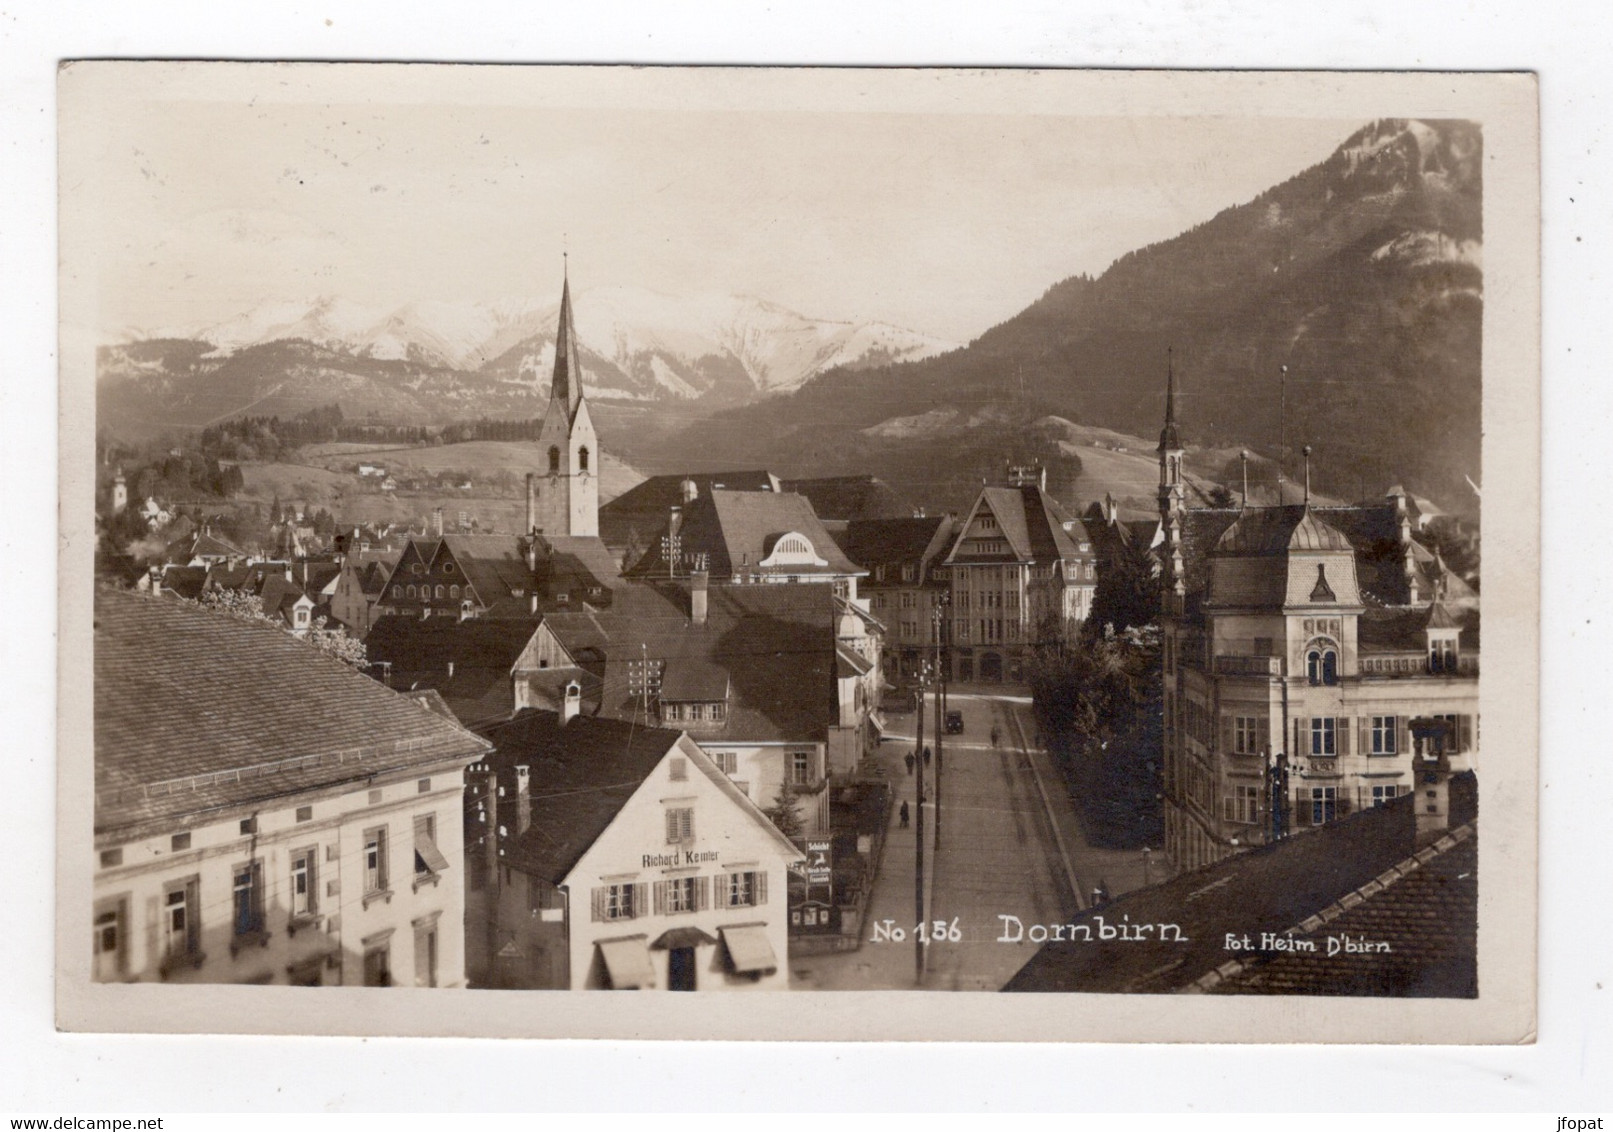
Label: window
xmin=295 ymin=806 xmax=312 ymax=823
xmin=450 ymin=584 xmax=460 ymax=598
xmin=414 ymin=814 xmax=449 ymax=882
xmin=664 ymin=703 xmax=682 ymax=723
xmin=285 ymin=850 xmax=317 ymax=919
xmin=239 ymin=817 xmax=257 ymax=836
xmin=233 ymin=861 xmax=265 ymax=936
xmin=658 ymin=876 xmax=707 ymax=915
xmin=578 ymin=446 xmax=590 ymax=472
xmin=414 ymin=918 xmax=439 ymax=988
xmin=548 ymin=446 xmax=561 ymax=473
xmin=364 ymin=827 xmax=389 ymax=894
xmin=1232 ymin=716 xmax=1264 ymax=754
xmin=93 ymin=901 xmax=124 ymax=981
xmin=368 ymin=789 xmax=383 ymax=805
xmin=163 ymin=881 xmax=199 ymax=962
xmin=406 ymin=585 xmax=417 ymax=598
xmin=99 ymin=848 xmax=122 ymax=868
xmin=392 ymin=585 xmax=401 ymax=598
xmin=1372 ymin=784 xmax=1402 ymax=806
xmin=1310 ymin=717 xmax=1336 ymax=756
xmin=1370 ymin=716 xmax=1398 ymax=755
xmin=417 ymin=778 xmax=431 ymax=794
xmin=791 ymin=752 xmax=812 ymax=786
xmin=1310 ymin=787 xmax=1337 ymax=824
xmin=669 ymin=757 xmax=688 ymax=782
xmin=722 ymin=870 xmax=768 ymax=908
xmin=363 ymin=941 xmax=392 ymax=987
xmin=593 ymin=883 xmax=641 ymax=922
xmin=665 ymin=807 xmax=695 ymax=845
xmin=435 ymin=584 xmax=445 ymax=599
xmin=1222 ymin=784 xmax=1261 ymax=825
xmin=712 ymin=751 xmax=738 ymax=775
xmin=689 ymin=704 xmax=704 ymax=722
xmin=710 ymin=702 xmax=726 ymax=722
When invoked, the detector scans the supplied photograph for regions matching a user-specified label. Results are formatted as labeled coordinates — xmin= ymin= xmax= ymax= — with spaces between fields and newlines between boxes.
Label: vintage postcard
xmin=57 ymin=64 xmax=1539 ymax=1042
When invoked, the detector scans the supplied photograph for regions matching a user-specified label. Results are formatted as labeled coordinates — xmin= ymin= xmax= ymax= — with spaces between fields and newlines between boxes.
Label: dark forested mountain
xmin=662 ymin=119 xmax=1483 ymax=512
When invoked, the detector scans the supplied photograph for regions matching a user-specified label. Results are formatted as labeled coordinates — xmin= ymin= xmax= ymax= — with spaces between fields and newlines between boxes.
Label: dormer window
xmin=1310 ymin=563 xmax=1337 ymax=603
xmin=1305 ymin=641 xmax=1340 ymax=686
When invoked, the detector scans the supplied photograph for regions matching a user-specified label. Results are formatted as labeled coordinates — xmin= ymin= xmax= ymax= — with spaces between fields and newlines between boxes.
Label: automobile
xmin=944 ymin=710 xmax=964 ymax=734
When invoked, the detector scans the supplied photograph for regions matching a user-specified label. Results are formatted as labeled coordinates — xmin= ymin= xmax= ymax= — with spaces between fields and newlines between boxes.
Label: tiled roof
xmin=542 ymin=582 xmax=840 ymax=743
xmin=779 ymin=475 xmax=911 ymax=522
xmin=660 ymin=658 xmax=731 ymax=701
xmin=836 ymin=516 xmax=954 ymax=572
xmin=1003 ymin=775 xmax=1477 ymax=995
xmin=439 ymin=535 xmax=534 ymax=605
xmin=478 ymin=711 xmax=686 ymax=885
xmin=364 ymin=615 xmax=543 ymax=727
xmin=1206 ymin=828 xmax=1477 ymax=997
xmin=598 ymin=470 xmax=780 ymax=548
xmin=94 ymin=589 xmax=489 ymax=838
xmin=1213 ymin=504 xmax=1355 ymax=555
xmin=157 ymin=565 xmax=208 ymax=600
xmin=534 ymin=535 xmax=623 ymax=597
xmin=948 ymin=485 xmax=1089 ymax=566
xmin=625 ymin=490 xmax=860 ymax=580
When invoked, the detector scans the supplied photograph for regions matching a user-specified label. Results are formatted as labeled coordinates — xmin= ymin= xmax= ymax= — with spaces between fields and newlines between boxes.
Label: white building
xmin=466 ymin=706 xmax=803 ymax=990
xmin=93 ymin=588 xmax=491 ymax=987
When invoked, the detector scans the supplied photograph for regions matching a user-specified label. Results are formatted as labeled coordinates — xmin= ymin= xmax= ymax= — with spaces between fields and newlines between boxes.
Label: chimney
xmin=1413 ymin=743 xmax=1453 ymax=846
xmin=680 ymin=477 xmax=698 ymax=504
xmin=432 ymin=507 xmax=444 ymax=537
xmin=1240 ymin=450 xmax=1250 ymax=510
xmin=1302 ymin=446 xmax=1312 ymax=505
xmin=467 ymin=764 xmax=500 ymax=890
xmin=515 ymin=764 xmax=532 ymax=835
xmin=530 ymin=593 xmax=539 ymax=615
xmin=447 ymin=660 xmax=455 ymax=679
xmin=526 ymin=473 xmax=539 ymax=534
xmin=1104 ymin=492 xmax=1117 ymax=524
xmin=561 ymin=680 xmax=582 ymax=724
xmin=691 ymin=569 xmax=709 ymax=625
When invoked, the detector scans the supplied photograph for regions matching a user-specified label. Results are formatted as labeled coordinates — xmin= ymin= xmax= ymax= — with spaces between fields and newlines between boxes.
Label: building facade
xmin=1155 ymin=367 xmax=1480 ymax=872
xmin=92 ymin=588 xmax=490 ymax=987
xmin=836 ymin=515 xmax=955 ymax=685
xmin=465 ymin=710 xmax=803 ymax=991
xmin=939 ymin=464 xmax=1097 ymax=684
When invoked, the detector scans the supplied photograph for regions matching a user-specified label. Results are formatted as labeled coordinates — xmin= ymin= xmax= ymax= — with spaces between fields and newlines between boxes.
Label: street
xmin=791 ymin=688 xmax=1088 ymax=990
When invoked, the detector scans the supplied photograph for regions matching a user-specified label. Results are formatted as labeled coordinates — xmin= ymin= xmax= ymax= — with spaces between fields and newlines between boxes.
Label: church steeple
xmin=1157 ymin=351 xmax=1187 ymax=612
xmin=550 ymin=267 xmax=584 ymax=417
xmin=1158 ymin=349 xmax=1182 ymax=455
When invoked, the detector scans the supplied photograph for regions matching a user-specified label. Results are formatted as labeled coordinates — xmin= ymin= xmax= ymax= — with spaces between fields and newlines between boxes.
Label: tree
xmin=191 ymin=588 xmax=369 ymax=668
xmin=763 ymin=781 xmax=805 ymax=842
xmin=1085 ymin=536 xmax=1162 ymax=637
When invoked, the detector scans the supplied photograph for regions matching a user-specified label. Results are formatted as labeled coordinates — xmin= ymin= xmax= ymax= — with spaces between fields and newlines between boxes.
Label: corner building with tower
xmin=1155 ymin=363 xmax=1480 ymax=872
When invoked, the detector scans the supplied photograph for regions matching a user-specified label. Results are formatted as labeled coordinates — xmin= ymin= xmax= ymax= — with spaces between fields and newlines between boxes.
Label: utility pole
xmin=1278 ymin=364 xmax=1288 ymax=502
xmin=913 ymin=662 xmax=928 ymax=985
xmin=933 ymin=603 xmax=947 ymax=840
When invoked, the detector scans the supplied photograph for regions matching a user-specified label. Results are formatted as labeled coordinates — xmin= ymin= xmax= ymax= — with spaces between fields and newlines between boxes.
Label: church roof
xmin=550 ymin=274 xmax=584 ymax=416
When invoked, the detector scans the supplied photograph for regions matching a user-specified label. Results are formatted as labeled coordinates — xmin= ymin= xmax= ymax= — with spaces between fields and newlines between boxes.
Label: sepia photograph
xmin=56 ymin=63 xmax=1540 ymax=1042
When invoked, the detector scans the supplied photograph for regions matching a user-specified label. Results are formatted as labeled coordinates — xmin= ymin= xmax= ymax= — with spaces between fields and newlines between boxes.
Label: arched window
xmin=1322 ymin=650 xmax=1338 ymax=685
xmin=578 ymin=446 xmax=590 ymax=473
xmin=548 ymin=446 xmax=560 ymax=474
xmin=1307 ymin=650 xmax=1321 ymax=685
xmin=450 ymin=584 xmax=459 ymax=598
xmin=406 ymin=585 xmax=416 ymax=598
xmin=392 ymin=585 xmax=401 ymax=598
xmin=435 ymin=585 xmax=445 ymax=599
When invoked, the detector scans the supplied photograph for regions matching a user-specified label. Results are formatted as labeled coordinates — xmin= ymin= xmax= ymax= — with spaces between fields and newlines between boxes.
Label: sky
xmin=71 ymin=68 xmax=1361 ymax=344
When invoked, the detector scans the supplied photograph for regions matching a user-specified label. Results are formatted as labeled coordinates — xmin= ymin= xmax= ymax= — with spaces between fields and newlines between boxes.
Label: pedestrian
xmin=904 ymin=751 xmax=915 ymax=776
xmin=899 ymin=800 xmax=910 ymax=828
xmin=923 ymin=745 xmax=932 ymax=767
xmin=990 ymin=725 xmax=1001 ymax=748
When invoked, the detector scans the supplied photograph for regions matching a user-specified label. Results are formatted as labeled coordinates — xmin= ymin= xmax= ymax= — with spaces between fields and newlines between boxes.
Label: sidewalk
xmin=1005 ymin=700 xmax=1174 ymax=902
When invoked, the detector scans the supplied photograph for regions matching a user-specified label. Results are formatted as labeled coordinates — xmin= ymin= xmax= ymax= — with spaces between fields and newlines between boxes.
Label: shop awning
xmin=597 ymin=935 xmax=655 ymax=989
xmin=650 ymin=926 xmax=718 ymax=951
xmin=719 ymin=923 xmax=778 ymax=976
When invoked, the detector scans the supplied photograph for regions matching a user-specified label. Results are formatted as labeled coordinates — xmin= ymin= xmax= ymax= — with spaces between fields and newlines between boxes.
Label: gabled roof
xmin=364 ymin=615 xmax=544 ymax=727
xmin=779 ymin=475 xmax=911 ymax=523
xmin=598 ymin=470 xmax=780 ymax=549
xmin=946 ymin=485 xmax=1088 ymax=565
xmin=541 ymin=583 xmax=840 ymax=743
xmin=1003 ymin=775 xmax=1478 ymax=995
xmin=624 ymin=490 xmax=860 ymax=580
xmin=660 ymin=659 xmax=730 ymax=702
xmin=439 ymin=535 xmax=534 ymax=604
xmin=534 ymin=535 xmax=622 ymax=597
xmin=835 ymin=515 xmax=954 ymax=571
xmin=157 ymin=565 xmax=208 ymax=600
xmin=478 ymin=712 xmax=687 ymax=885
xmin=95 ymin=589 xmax=489 ymax=837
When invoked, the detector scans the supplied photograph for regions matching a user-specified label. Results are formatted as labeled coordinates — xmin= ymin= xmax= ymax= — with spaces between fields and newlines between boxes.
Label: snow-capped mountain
xmin=134 ymin=287 xmax=954 ymax=401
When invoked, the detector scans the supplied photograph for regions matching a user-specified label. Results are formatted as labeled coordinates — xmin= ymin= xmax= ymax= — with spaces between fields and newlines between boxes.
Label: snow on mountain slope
xmin=144 ymin=286 xmax=956 ymax=402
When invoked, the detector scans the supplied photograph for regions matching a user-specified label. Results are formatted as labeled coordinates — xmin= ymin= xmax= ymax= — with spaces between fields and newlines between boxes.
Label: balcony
xmin=1213 ymin=654 xmax=1282 ymax=678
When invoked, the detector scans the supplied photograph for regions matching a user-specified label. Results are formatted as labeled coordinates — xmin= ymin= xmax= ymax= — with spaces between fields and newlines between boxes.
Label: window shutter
xmin=1338 ymin=717 xmax=1350 ymax=756
xmin=754 ymin=871 xmax=767 ymax=905
xmin=1398 ymin=716 xmax=1409 ymax=756
xmin=665 ymin=810 xmax=677 ymax=844
xmin=682 ymin=810 xmax=695 ymax=842
xmin=653 ymin=881 xmax=664 ymax=916
xmin=633 ymin=883 xmax=647 ymax=918
xmin=1359 ymin=717 xmax=1371 ymax=753
xmin=591 ymin=887 xmax=605 ymax=923
xmin=696 ymin=876 xmax=709 ymax=911
xmin=1221 ymin=714 xmax=1232 ymax=753
xmin=1459 ymin=715 xmax=1473 ymax=752
xmin=1296 ymin=795 xmax=1311 ymax=826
